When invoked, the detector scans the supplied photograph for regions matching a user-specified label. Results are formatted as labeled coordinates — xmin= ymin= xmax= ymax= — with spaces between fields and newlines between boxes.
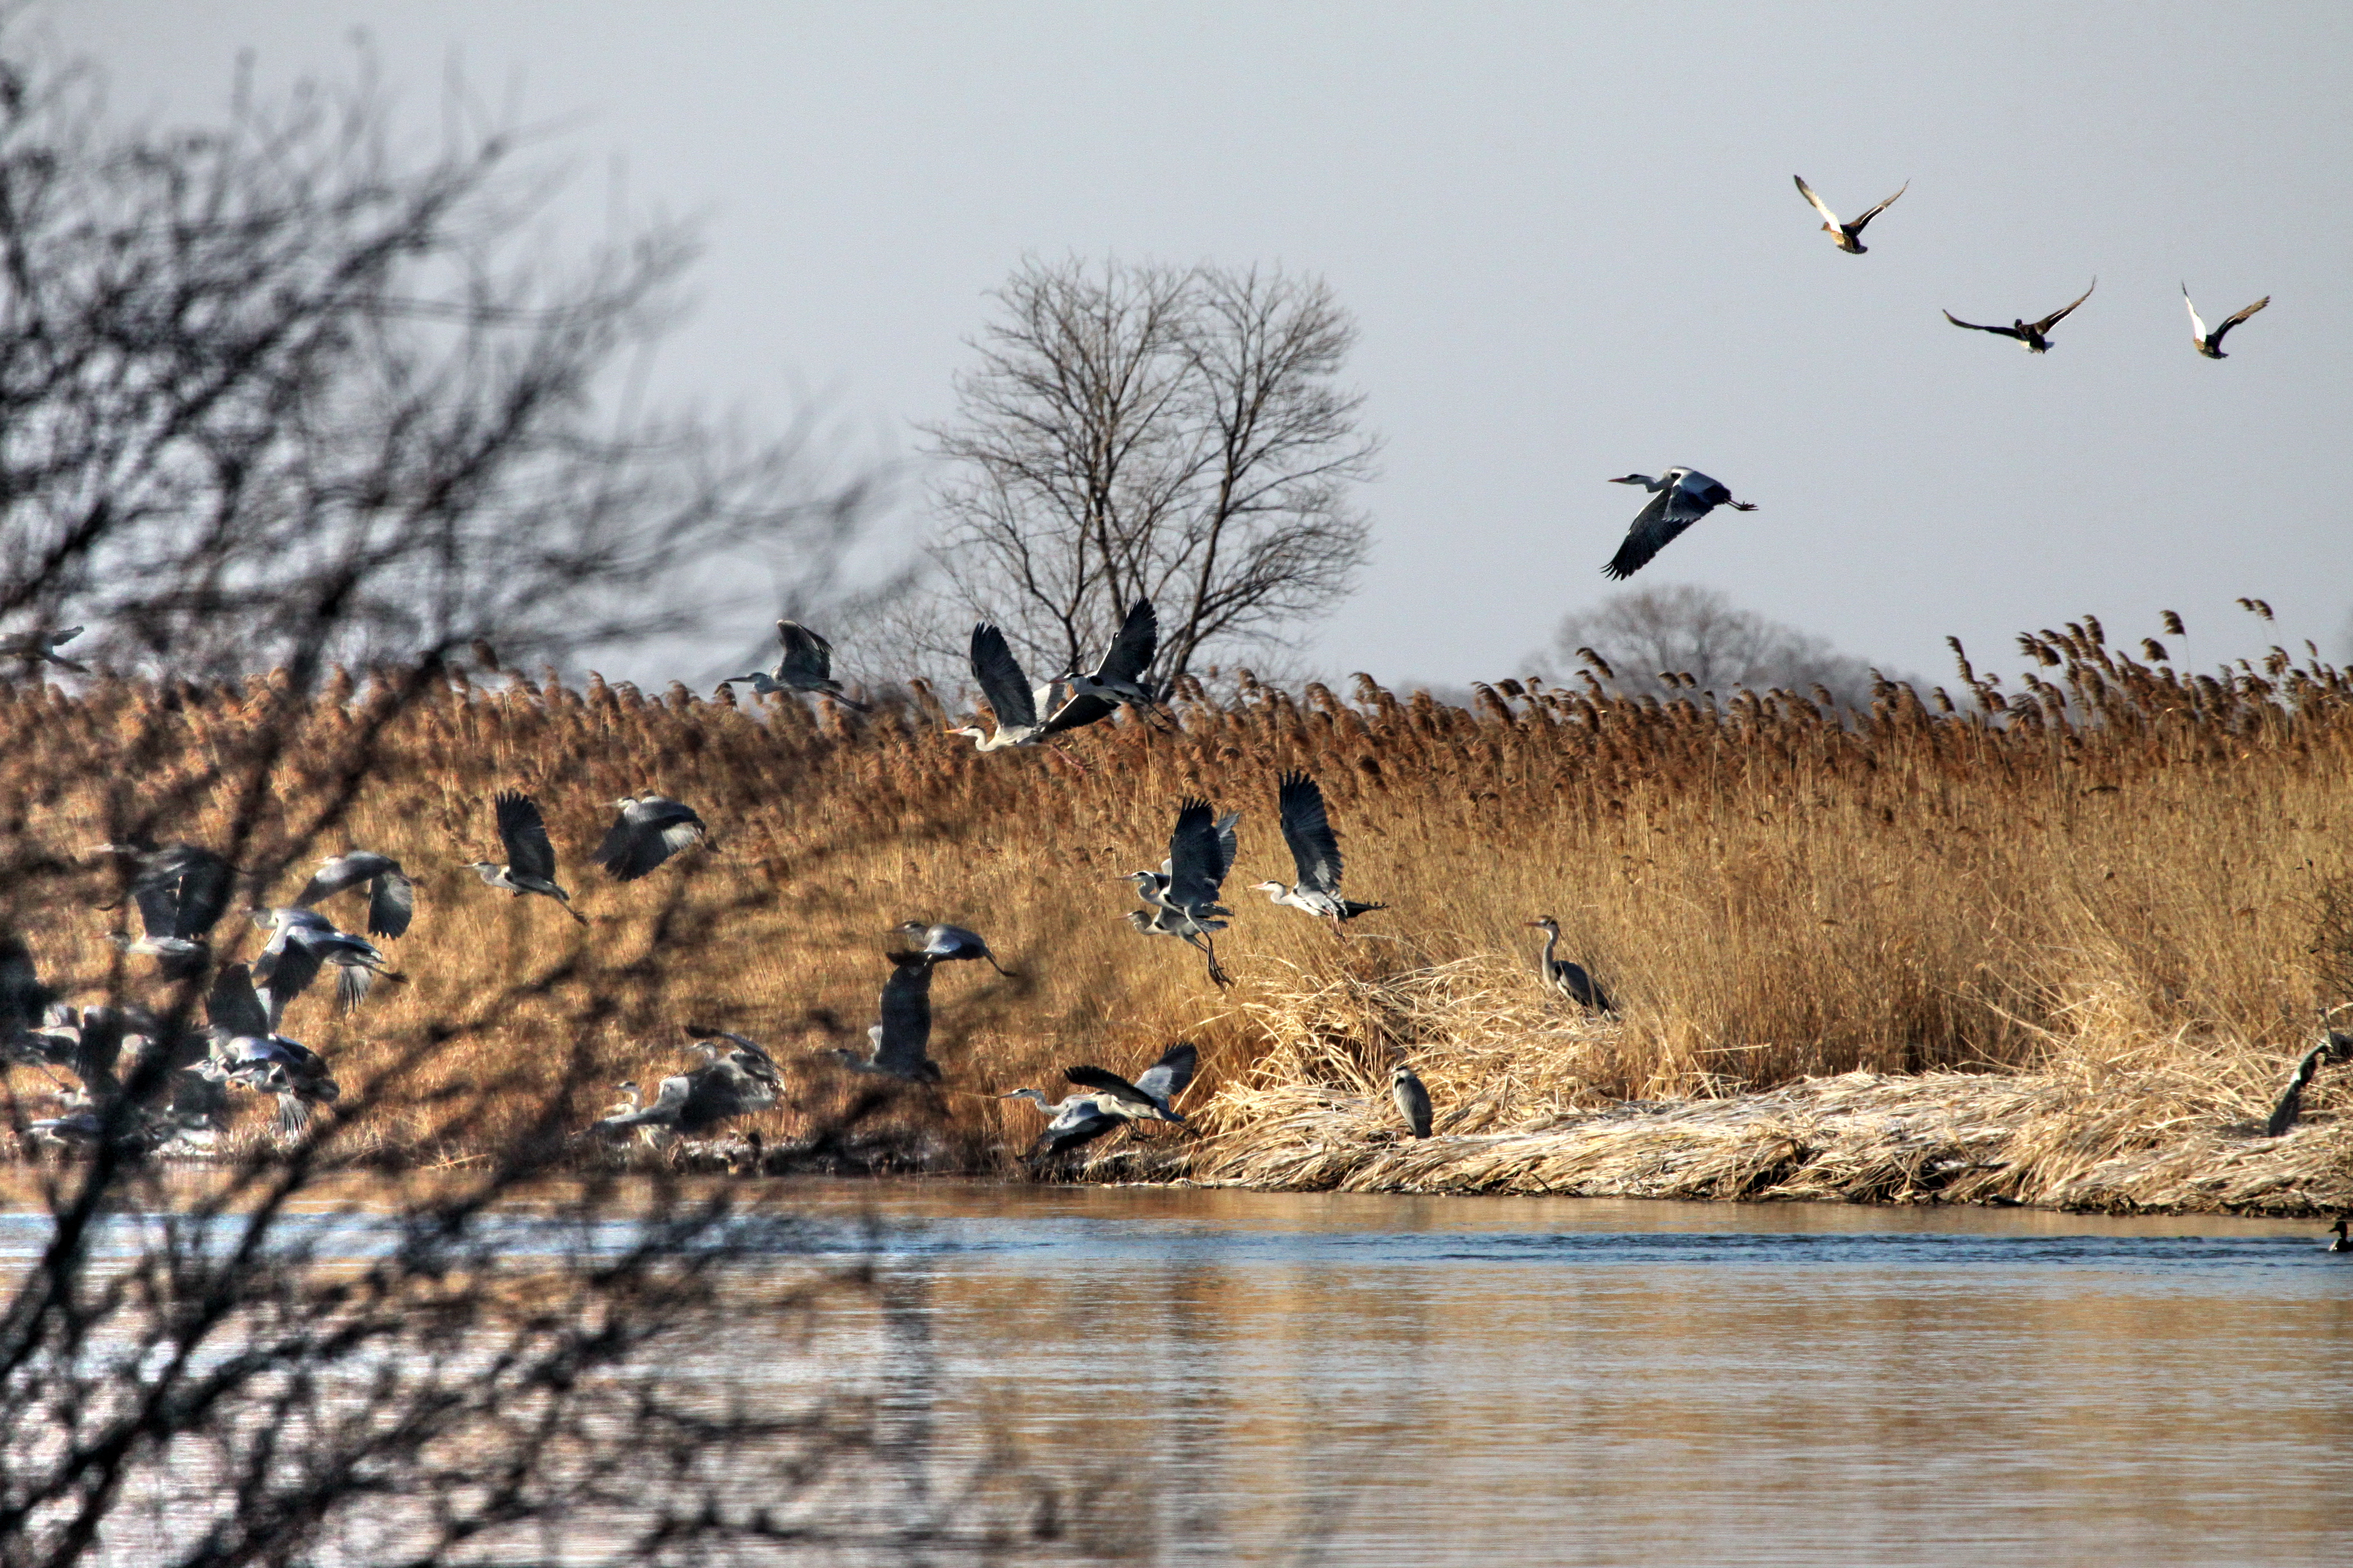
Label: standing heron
xmin=829 ymin=952 xmax=943 ymax=1081
xmin=94 ymin=841 xmax=238 ymax=980
xmin=1391 ymin=1063 xmax=1434 ymax=1139
xmin=0 ymin=625 xmax=88 ymax=672
xmin=2182 ymin=283 xmax=2269 ymax=359
xmin=1126 ymin=798 xmax=1239 ymax=988
xmin=594 ymin=794 xmax=713 ymax=882
xmin=891 ymin=920 xmax=1016 ymax=977
xmin=1056 ymin=598 xmax=1172 ymax=726
xmin=1250 ymin=770 xmax=1388 ymax=932
xmin=721 ymin=619 xmax=870 ymax=711
xmin=1601 ymin=469 xmax=1759 ymax=580
xmin=1792 ymin=175 xmax=1908 ymax=254
xmin=1002 ymin=1041 xmax=1196 ymax=1159
xmin=1526 ymin=917 xmax=1613 ymax=1014
xmin=249 ymin=907 xmax=405 ymax=1027
xmin=1943 ymin=279 xmax=2095 ymax=353
xmin=294 ymin=850 xmax=415 ymax=938
xmin=466 ymin=791 xmax=587 ymax=924
xmin=947 ymin=622 xmax=1115 ymax=751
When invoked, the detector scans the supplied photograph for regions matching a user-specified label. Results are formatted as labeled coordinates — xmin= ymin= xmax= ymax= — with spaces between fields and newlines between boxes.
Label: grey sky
xmin=36 ymin=2 xmax=2353 ymax=689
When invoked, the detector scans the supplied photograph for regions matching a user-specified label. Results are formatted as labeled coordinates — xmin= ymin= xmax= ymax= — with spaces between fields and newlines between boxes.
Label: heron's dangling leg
xmin=1201 ymin=935 xmax=1234 ymax=991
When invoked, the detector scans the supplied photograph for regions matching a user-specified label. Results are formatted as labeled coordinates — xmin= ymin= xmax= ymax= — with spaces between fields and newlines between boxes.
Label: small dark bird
xmin=294 ymin=851 xmax=415 ymax=938
xmin=1250 ymin=771 xmax=1388 ymax=932
xmin=1943 ymin=279 xmax=2096 ymax=354
xmin=721 ymin=619 xmax=870 ymax=711
xmin=1526 ymin=917 xmax=1613 ymax=1013
xmin=2331 ymin=1218 xmax=2351 ymax=1254
xmin=594 ymin=794 xmax=712 ymax=882
xmin=1602 ymin=469 xmax=1758 ymax=581
xmin=1391 ymin=1063 xmax=1433 ymax=1139
xmin=466 ymin=791 xmax=586 ymax=923
xmin=891 ymin=920 xmax=1016 ymax=976
xmin=1792 ymin=175 xmax=1908 ymax=254
xmin=2183 ymin=284 xmax=2269 ymax=359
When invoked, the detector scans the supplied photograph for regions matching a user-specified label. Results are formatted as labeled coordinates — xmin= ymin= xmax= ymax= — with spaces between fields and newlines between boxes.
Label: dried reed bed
xmin=5 ymin=613 xmax=2353 ymax=1207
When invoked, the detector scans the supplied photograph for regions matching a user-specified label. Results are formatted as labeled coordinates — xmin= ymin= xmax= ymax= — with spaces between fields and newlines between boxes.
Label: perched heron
xmin=891 ymin=920 xmax=1015 ymax=977
xmin=1126 ymin=798 xmax=1239 ymax=989
xmin=721 ymin=619 xmax=870 ymax=711
xmin=249 ymin=907 xmax=405 ymax=1027
xmin=2332 ymin=1218 xmax=2351 ymax=1254
xmin=829 ymin=952 xmax=943 ymax=1081
xmin=1943 ymin=278 xmax=2095 ymax=353
xmin=294 ymin=850 xmax=415 ymax=938
xmin=466 ymin=790 xmax=587 ymax=923
xmin=92 ymin=841 xmax=236 ymax=979
xmin=1602 ymin=469 xmax=1759 ymax=581
xmin=1003 ymin=1041 xmax=1196 ymax=1158
xmin=595 ymin=1027 xmax=777 ymax=1143
xmin=1792 ymin=175 xmax=1908 ymax=254
xmin=207 ymin=962 xmax=339 ymax=1136
xmin=1526 ymin=917 xmax=1613 ymax=1014
xmin=0 ymin=625 xmax=88 ymax=672
xmin=1055 ymin=598 xmax=1173 ymax=726
xmin=2183 ymin=283 xmax=2269 ymax=359
xmin=594 ymin=794 xmax=713 ymax=882
xmin=2264 ymin=1030 xmax=2351 ymax=1137
xmin=947 ymin=622 xmax=1115 ymax=751
xmin=1391 ymin=1063 xmax=1434 ymax=1139
xmin=1250 ymin=770 xmax=1388 ymax=932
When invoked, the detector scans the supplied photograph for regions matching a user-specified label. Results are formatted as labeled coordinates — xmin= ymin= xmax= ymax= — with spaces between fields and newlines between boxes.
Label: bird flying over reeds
xmin=720 ymin=620 xmax=869 ymax=710
xmin=1602 ymin=469 xmax=1758 ymax=581
xmin=467 ymin=791 xmax=587 ymax=923
xmin=594 ymin=795 xmax=712 ymax=882
xmin=1251 ymin=770 xmax=1387 ymax=931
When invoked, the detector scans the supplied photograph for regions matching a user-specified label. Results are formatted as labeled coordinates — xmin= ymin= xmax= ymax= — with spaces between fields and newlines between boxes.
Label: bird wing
xmin=206 ymin=963 xmax=272 ymax=1041
xmin=593 ymin=807 xmax=641 ymax=878
xmin=295 ymin=855 xmax=375 ymax=907
xmin=968 ymin=623 xmax=1040 ymax=731
xmin=1276 ymin=771 xmax=1343 ymax=893
xmin=170 ymin=849 xmax=235 ymax=939
xmin=365 ymin=872 xmax=414 ymax=939
xmin=1212 ymin=811 xmax=1241 ymax=885
xmin=0 ymin=933 xmax=47 ymax=1031
xmin=1792 ymin=175 xmax=1840 ymax=226
xmin=2212 ymin=294 xmax=2270 ymax=345
xmin=130 ymin=881 xmax=182 ymax=942
xmin=1097 ymin=597 xmax=1159 ymax=686
xmin=2181 ymin=284 xmax=2209 ymax=344
xmin=603 ymin=1073 xmax=692 ymax=1129
xmin=495 ymin=792 xmax=559 ymax=882
xmin=1062 ymin=1064 xmax=1154 ymax=1113
xmin=1848 ymin=179 xmax=1908 ymax=230
xmin=1131 ymin=1041 xmax=1198 ymax=1109
xmin=874 ymin=955 xmax=934 ymax=1073
xmin=1038 ymin=689 xmax=1116 ymax=737
xmin=774 ymin=619 xmax=835 ymax=684
xmin=254 ymin=931 xmax=324 ymax=1021
xmin=1602 ymin=485 xmax=1701 ymax=581
xmin=1942 ymin=310 xmax=2021 ymax=338
xmin=2030 ymin=279 xmax=2095 ymax=335
xmin=1164 ymin=798 xmax=1229 ymax=912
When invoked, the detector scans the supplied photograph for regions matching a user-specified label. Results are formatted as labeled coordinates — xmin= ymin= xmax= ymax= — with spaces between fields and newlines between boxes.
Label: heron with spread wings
xmin=947 ymin=622 xmax=1116 ymax=751
xmin=1001 ymin=1041 xmax=1197 ymax=1159
xmin=466 ymin=791 xmax=587 ymax=923
xmin=295 ymin=851 xmax=414 ymax=938
xmin=594 ymin=795 xmax=713 ymax=882
xmin=721 ymin=619 xmax=870 ymax=711
xmin=829 ymin=952 xmax=944 ymax=1082
xmin=1126 ymin=798 xmax=1239 ymax=988
xmin=1601 ymin=469 xmax=1759 ymax=581
xmin=1250 ymin=770 xmax=1387 ymax=932
xmin=1056 ymin=598 xmax=1173 ymax=726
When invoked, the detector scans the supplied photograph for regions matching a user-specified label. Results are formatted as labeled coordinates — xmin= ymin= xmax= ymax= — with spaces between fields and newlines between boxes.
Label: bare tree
xmin=922 ymin=256 xmax=1377 ymax=685
xmin=1531 ymin=585 xmax=1886 ymax=706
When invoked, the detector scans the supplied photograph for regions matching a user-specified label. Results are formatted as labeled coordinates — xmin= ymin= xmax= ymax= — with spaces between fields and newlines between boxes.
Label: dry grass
xmin=6 ymin=616 xmax=2353 ymax=1208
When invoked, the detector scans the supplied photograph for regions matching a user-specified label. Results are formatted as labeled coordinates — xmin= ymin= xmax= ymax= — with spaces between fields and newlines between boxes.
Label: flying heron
xmin=1792 ymin=175 xmax=1908 ymax=254
xmin=1391 ymin=1063 xmax=1433 ymax=1139
xmin=1943 ymin=279 xmax=2095 ymax=353
xmin=1601 ymin=469 xmax=1759 ymax=581
xmin=1056 ymin=598 xmax=1174 ymax=727
xmin=829 ymin=952 xmax=943 ymax=1081
xmin=595 ymin=1026 xmax=779 ymax=1144
xmin=207 ymin=962 xmax=340 ymax=1136
xmin=248 ymin=907 xmax=406 ymax=1027
xmin=294 ymin=851 xmax=415 ymax=938
xmin=891 ymin=920 xmax=1016 ymax=977
xmin=466 ymin=790 xmax=587 ymax=923
xmin=721 ymin=619 xmax=871 ymax=711
xmin=1526 ymin=917 xmax=1614 ymax=1014
xmin=594 ymin=794 xmax=713 ymax=882
xmin=91 ymin=841 xmax=237 ymax=980
xmin=1126 ymin=798 xmax=1239 ymax=988
xmin=1250 ymin=770 xmax=1388 ymax=932
xmin=947 ymin=621 xmax=1116 ymax=751
xmin=0 ymin=624 xmax=88 ymax=672
xmin=1002 ymin=1041 xmax=1197 ymax=1159
xmin=2182 ymin=284 xmax=2269 ymax=360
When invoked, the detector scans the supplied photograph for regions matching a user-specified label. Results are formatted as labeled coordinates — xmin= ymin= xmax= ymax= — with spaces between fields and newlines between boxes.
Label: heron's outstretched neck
xmin=1539 ymin=924 xmax=1560 ymax=975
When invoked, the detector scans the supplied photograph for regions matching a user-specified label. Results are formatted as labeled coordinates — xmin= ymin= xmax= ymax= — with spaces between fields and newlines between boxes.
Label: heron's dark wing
xmin=130 ymin=881 xmax=182 ymax=941
xmin=495 ymin=792 xmax=559 ymax=882
xmin=1164 ymin=798 xmax=1229 ymax=911
xmin=2030 ymin=279 xmax=2095 ymax=335
xmin=1602 ymin=487 xmax=1699 ymax=581
xmin=775 ymin=620 xmax=837 ymax=684
xmin=1848 ymin=178 xmax=1907 ymax=230
xmin=1277 ymin=771 xmax=1344 ymax=894
xmin=968 ymin=624 xmax=1040 ymax=731
xmin=873 ymin=955 xmax=934 ymax=1074
xmin=1210 ymin=812 xmax=1241 ymax=885
xmin=1039 ymin=689 xmax=1115 ymax=737
xmin=206 ymin=962 xmax=271 ymax=1040
xmin=171 ymin=850 xmax=235 ymax=939
xmin=1792 ymin=175 xmax=1840 ymax=226
xmin=254 ymin=933 xmax=323 ymax=1023
xmin=334 ymin=964 xmax=376 ymax=1016
xmin=1098 ymin=598 xmax=1159 ymax=685
xmin=0 ymin=934 xmax=49 ymax=1032
xmin=1131 ymin=1041 xmax=1197 ymax=1108
xmin=1062 ymin=1064 xmax=1152 ymax=1112
xmin=365 ymin=872 xmax=414 ymax=939
xmin=1037 ymin=1101 xmax=1120 ymax=1155
xmin=2210 ymin=295 xmax=2270 ymax=347
xmin=1942 ymin=310 xmax=2021 ymax=339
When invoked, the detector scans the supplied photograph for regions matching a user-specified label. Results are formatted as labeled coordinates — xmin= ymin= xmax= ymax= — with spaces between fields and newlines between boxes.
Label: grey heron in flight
xmin=2183 ymin=283 xmax=2269 ymax=359
xmin=1126 ymin=798 xmax=1239 ymax=988
xmin=0 ymin=624 xmax=87 ymax=672
xmin=721 ymin=619 xmax=870 ymax=711
xmin=829 ymin=952 xmax=943 ymax=1081
xmin=294 ymin=851 xmax=414 ymax=939
xmin=1792 ymin=175 xmax=1908 ymax=254
xmin=1943 ymin=278 xmax=2095 ymax=353
xmin=891 ymin=920 xmax=1016 ymax=977
xmin=948 ymin=622 xmax=1116 ymax=751
xmin=466 ymin=791 xmax=587 ymax=923
xmin=1250 ymin=770 xmax=1387 ymax=932
xmin=1391 ymin=1063 xmax=1433 ymax=1139
xmin=594 ymin=794 xmax=713 ymax=882
xmin=1527 ymin=917 xmax=1613 ymax=1014
xmin=1057 ymin=598 xmax=1173 ymax=727
xmin=1602 ymin=468 xmax=1758 ymax=580
xmin=595 ymin=1025 xmax=779 ymax=1144
xmin=207 ymin=961 xmax=340 ymax=1136
xmin=1002 ymin=1041 xmax=1196 ymax=1159
xmin=249 ymin=907 xmax=405 ymax=1027
xmin=93 ymin=841 xmax=236 ymax=980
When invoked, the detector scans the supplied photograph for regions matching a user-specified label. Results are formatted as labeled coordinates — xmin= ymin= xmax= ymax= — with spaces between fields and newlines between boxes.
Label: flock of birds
xmin=1596 ymin=176 xmax=2274 ymax=583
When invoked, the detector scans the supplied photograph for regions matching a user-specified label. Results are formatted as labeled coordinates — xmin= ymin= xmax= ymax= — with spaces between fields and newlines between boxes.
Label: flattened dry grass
xmin=5 ymin=615 xmax=2353 ymax=1208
